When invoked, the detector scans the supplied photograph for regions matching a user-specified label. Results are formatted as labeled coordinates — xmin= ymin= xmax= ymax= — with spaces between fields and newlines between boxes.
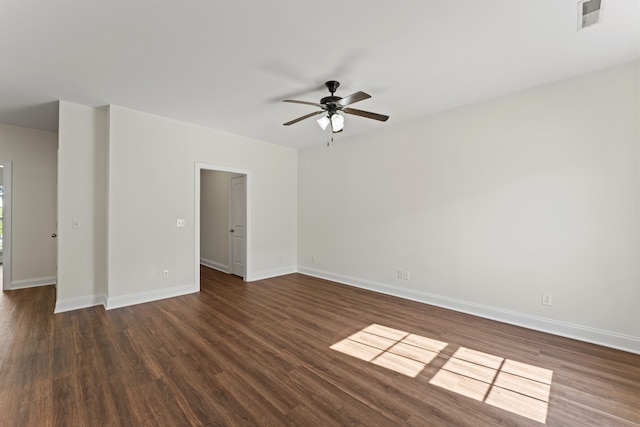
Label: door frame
xmin=0 ymin=161 xmax=12 ymax=290
xmin=195 ymin=162 xmax=250 ymax=289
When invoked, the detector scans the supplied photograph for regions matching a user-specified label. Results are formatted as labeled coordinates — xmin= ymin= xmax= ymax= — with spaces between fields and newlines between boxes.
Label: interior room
xmin=0 ymin=1 xmax=637 ymax=425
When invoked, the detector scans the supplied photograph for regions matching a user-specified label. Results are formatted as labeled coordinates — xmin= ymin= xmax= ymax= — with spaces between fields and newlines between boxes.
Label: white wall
xmin=0 ymin=123 xmax=57 ymax=287
xmin=56 ymin=101 xmax=108 ymax=311
xmin=298 ymin=60 xmax=640 ymax=352
xmin=106 ymin=106 xmax=297 ymax=306
xmin=200 ymin=170 xmax=234 ymax=271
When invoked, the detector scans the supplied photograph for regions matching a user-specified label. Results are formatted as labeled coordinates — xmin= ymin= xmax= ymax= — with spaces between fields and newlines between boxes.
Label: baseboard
xmin=55 ymin=293 xmax=107 ymax=314
xmin=249 ymin=265 xmax=298 ymax=282
xmin=298 ymin=266 xmax=640 ymax=355
xmin=199 ymin=260 xmax=297 ymax=282
xmin=200 ymin=258 xmax=229 ymax=273
xmin=105 ymin=283 xmax=198 ymax=311
xmin=10 ymin=276 xmax=56 ymax=290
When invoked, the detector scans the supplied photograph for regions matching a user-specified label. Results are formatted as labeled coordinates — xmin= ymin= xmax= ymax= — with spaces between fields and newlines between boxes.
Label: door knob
xmin=51 ymin=233 xmax=57 ymax=238
xmin=229 ymin=229 xmax=234 ymax=233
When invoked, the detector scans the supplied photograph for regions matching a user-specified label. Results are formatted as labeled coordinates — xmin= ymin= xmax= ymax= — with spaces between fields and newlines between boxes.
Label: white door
xmin=229 ymin=175 xmax=246 ymax=278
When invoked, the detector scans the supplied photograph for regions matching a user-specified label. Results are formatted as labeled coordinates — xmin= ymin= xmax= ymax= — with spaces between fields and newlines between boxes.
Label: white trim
xmin=250 ymin=266 xmax=297 ymax=281
xmin=54 ymin=293 xmax=107 ymax=313
xmin=0 ymin=161 xmax=12 ymax=290
xmin=105 ymin=283 xmax=198 ymax=310
xmin=195 ymin=162 xmax=251 ymax=289
xmin=9 ymin=276 xmax=56 ymax=290
xmin=200 ymin=258 xmax=229 ymax=273
xmin=298 ymin=266 xmax=640 ymax=355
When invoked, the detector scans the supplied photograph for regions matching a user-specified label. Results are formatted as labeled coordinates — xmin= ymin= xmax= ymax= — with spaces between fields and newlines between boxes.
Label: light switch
xmin=176 ymin=219 xmax=186 ymax=228
xmin=72 ymin=219 xmax=80 ymax=229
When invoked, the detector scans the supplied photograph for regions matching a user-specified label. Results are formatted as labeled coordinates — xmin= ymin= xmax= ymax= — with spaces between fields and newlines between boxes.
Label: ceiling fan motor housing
xmin=320 ymin=95 xmax=342 ymax=108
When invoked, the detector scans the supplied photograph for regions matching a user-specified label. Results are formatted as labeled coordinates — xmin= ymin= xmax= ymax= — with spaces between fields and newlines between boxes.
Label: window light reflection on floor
xmin=330 ymin=324 xmax=447 ymax=377
xmin=429 ymin=347 xmax=553 ymax=423
xmin=330 ymin=325 xmax=554 ymax=424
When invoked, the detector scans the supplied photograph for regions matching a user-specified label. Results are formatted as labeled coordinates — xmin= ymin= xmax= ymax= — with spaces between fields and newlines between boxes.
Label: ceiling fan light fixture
xmin=317 ymin=115 xmax=330 ymax=130
xmin=331 ymin=113 xmax=344 ymax=132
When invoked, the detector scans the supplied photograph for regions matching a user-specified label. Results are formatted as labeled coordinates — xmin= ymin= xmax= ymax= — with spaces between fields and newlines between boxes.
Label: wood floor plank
xmin=0 ymin=267 xmax=637 ymax=426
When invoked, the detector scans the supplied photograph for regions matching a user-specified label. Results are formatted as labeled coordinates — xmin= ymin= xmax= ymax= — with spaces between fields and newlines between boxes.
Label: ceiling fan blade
xmin=343 ymin=108 xmax=389 ymax=122
xmin=283 ymin=110 xmax=325 ymax=126
xmin=268 ymin=84 xmax=326 ymax=103
xmin=283 ymin=99 xmax=324 ymax=108
xmin=337 ymin=91 xmax=371 ymax=107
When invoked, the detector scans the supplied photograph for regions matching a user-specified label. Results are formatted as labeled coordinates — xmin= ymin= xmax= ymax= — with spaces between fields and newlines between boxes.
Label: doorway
xmin=195 ymin=163 xmax=250 ymax=288
xmin=0 ymin=162 xmax=11 ymax=290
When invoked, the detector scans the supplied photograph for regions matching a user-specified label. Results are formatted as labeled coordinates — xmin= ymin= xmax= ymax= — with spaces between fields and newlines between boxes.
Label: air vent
xmin=578 ymin=0 xmax=603 ymax=30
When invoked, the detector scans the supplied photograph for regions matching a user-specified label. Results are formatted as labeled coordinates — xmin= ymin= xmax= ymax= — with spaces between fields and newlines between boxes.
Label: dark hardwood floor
xmin=0 ymin=266 xmax=638 ymax=426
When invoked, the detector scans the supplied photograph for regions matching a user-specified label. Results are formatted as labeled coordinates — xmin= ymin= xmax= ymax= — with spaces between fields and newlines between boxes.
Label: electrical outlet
xmin=162 ymin=269 xmax=169 ymax=279
xmin=176 ymin=219 xmax=186 ymax=228
xmin=397 ymin=270 xmax=411 ymax=280
xmin=72 ymin=219 xmax=80 ymax=229
xmin=542 ymin=293 xmax=552 ymax=306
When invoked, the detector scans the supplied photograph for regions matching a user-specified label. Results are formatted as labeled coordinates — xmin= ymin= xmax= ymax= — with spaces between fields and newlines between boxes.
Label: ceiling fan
xmin=282 ymin=80 xmax=389 ymax=133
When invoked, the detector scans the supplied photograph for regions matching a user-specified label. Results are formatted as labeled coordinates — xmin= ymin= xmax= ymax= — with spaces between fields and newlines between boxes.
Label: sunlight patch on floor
xmin=429 ymin=347 xmax=553 ymax=423
xmin=330 ymin=324 xmax=447 ymax=377
xmin=331 ymin=326 xmax=553 ymax=424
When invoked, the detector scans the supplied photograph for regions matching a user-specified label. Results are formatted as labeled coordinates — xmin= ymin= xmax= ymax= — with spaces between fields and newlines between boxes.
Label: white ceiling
xmin=0 ymin=0 xmax=637 ymax=149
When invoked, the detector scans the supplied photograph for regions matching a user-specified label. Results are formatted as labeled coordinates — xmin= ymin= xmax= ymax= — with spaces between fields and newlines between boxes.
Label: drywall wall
xmin=0 ymin=123 xmax=57 ymax=287
xmin=298 ymin=60 xmax=639 ymax=352
xmin=56 ymin=101 xmax=108 ymax=311
xmin=200 ymin=170 xmax=234 ymax=271
xmin=107 ymin=105 xmax=297 ymax=305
